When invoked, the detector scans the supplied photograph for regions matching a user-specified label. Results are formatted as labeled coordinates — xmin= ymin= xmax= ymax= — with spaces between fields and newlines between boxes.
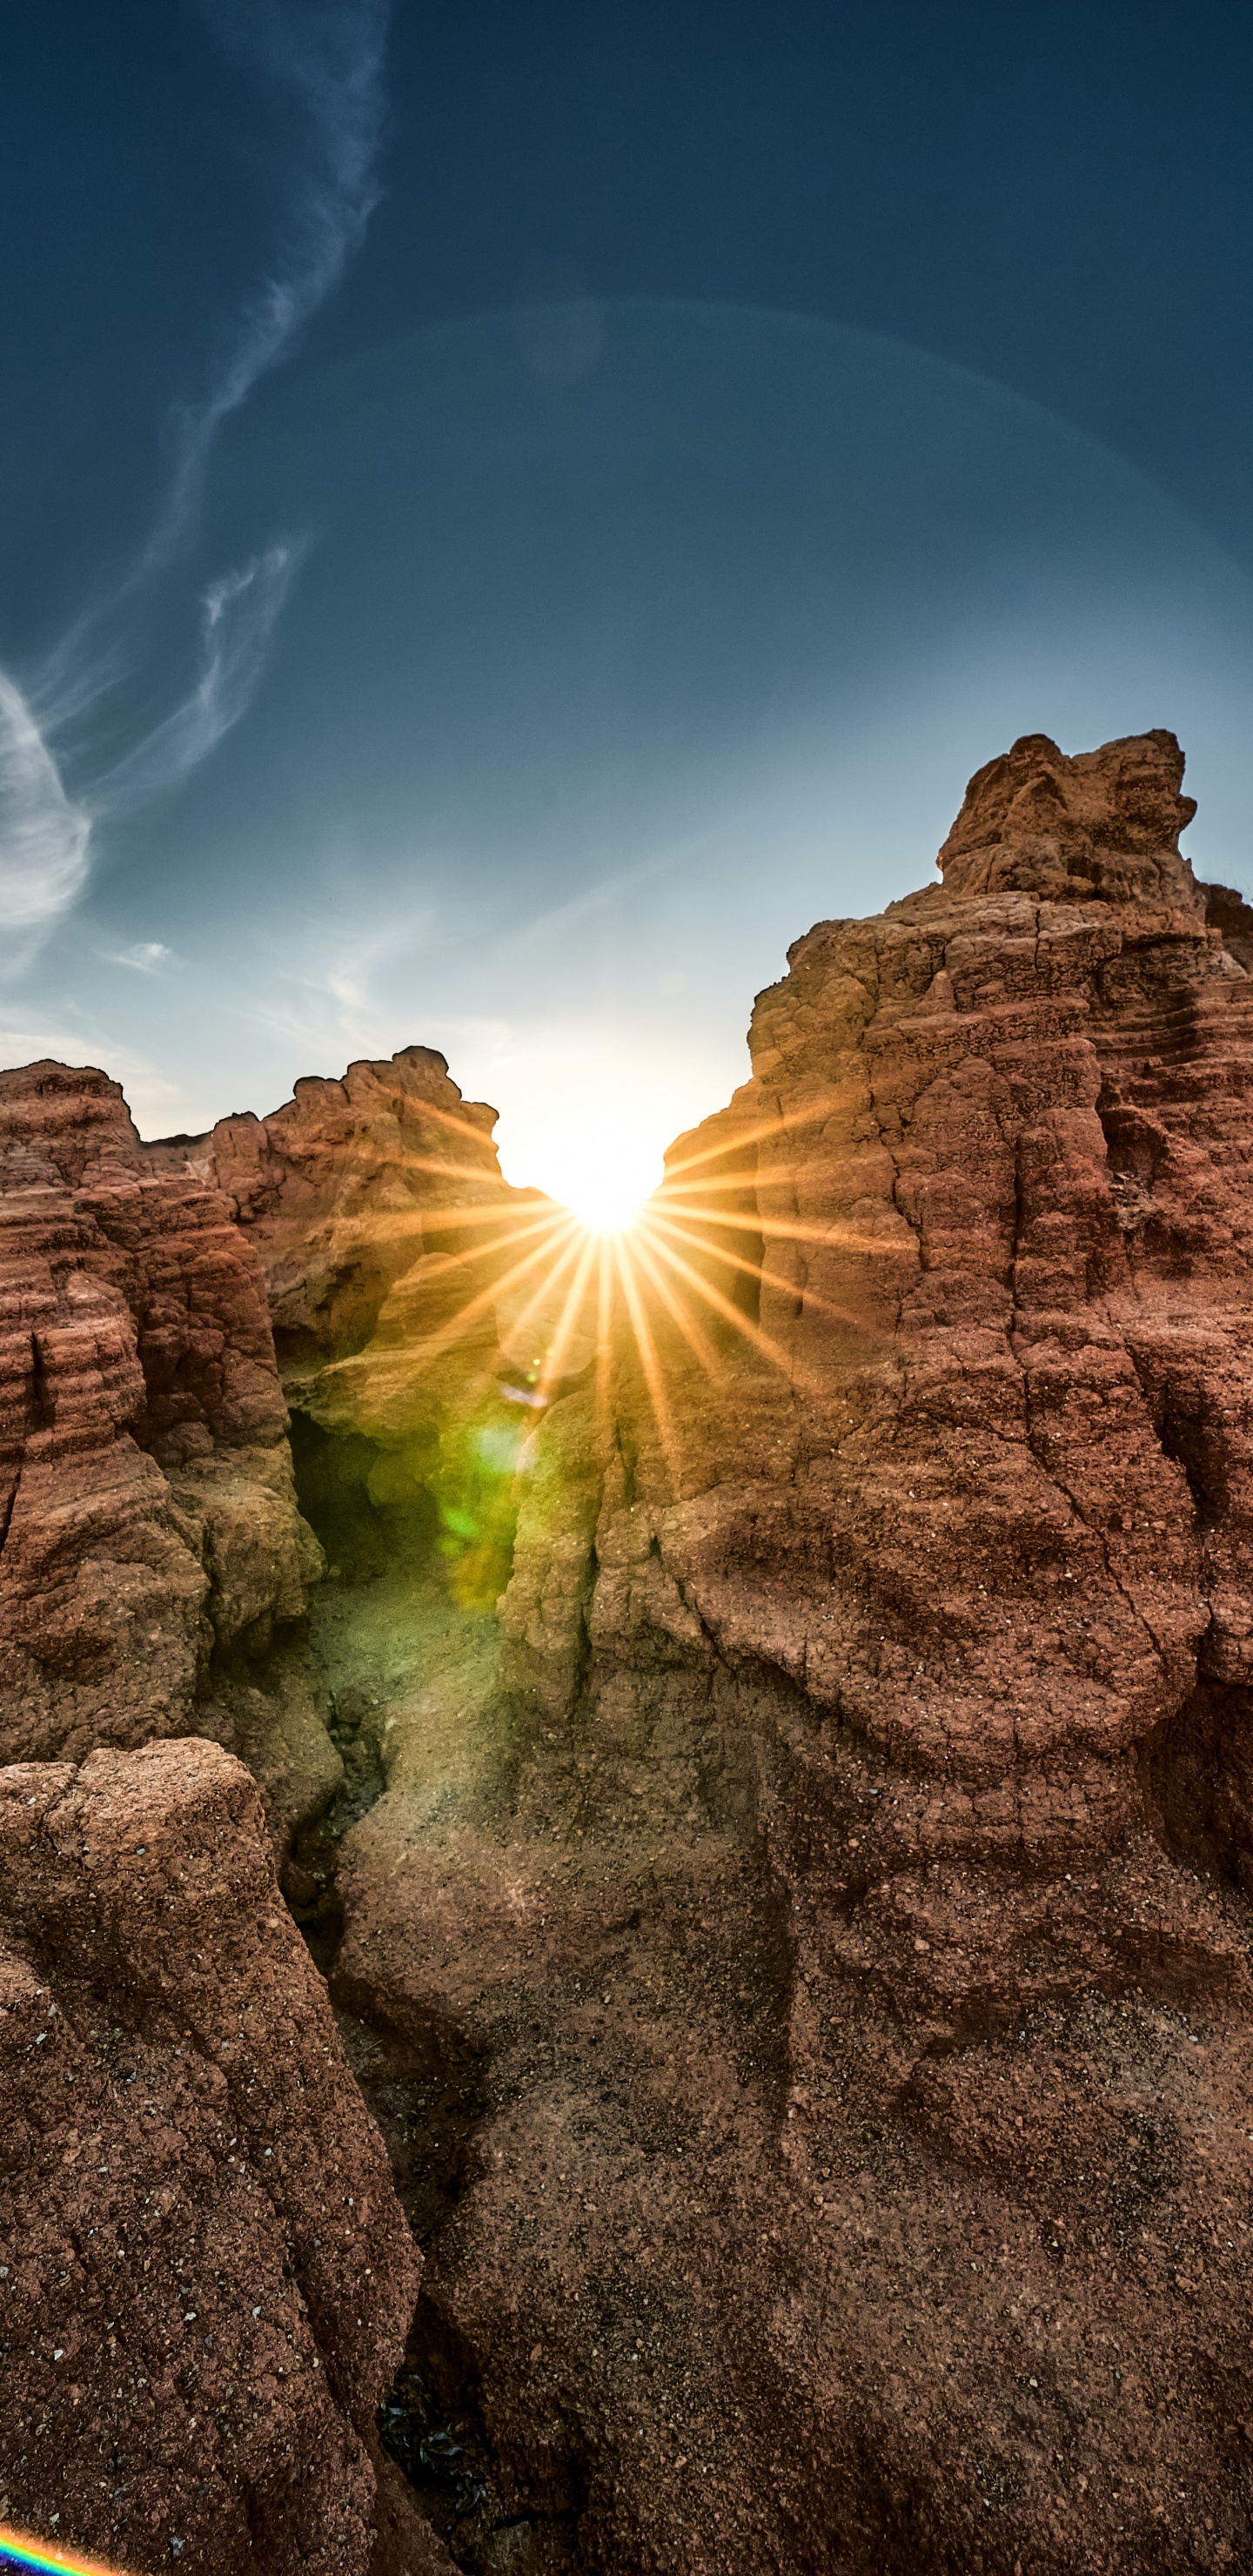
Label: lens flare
xmin=0 ymin=2522 xmax=130 ymax=2576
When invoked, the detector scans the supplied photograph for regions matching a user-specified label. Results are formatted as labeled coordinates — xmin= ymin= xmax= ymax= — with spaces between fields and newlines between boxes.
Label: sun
xmin=553 ymin=1172 xmax=649 ymax=1235
xmin=528 ymin=1122 xmax=661 ymax=1235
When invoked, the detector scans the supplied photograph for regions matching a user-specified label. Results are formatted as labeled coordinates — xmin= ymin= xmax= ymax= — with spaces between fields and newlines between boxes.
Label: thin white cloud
xmin=0 ymin=1 xmax=389 ymax=956
xmin=99 ymin=941 xmax=176 ymax=975
xmin=149 ymin=0 xmax=390 ymax=567
xmin=224 ymin=907 xmax=437 ymax=1053
xmin=94 ymin=544 xmax=301 ymax=814
xmin=0 ymin=673 xmax=91 ymax=969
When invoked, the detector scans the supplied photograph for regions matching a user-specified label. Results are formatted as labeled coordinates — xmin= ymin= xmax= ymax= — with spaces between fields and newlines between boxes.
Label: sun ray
xmin=495 ymin=1223 xmax=590 ymax=1390
xmin=388 ymin=1152 xmax=529 ymax=1191
xmin=648 ymin=1204 xmax=895 ymax=1334
xmin=594 ymin=1231 xmax=616 ymax=1449
xmin=419 ymin=1205 xmax=578 ymax=1298
xmin=656 ymin=1147 xmax=864 ymax=1205
xmin=657 ymin=1188 xmax=915 ymax=1265
xmin=625 ymin=1218 xmax=728 ymax=1385
xmin=374 ymin=1209 xmax=582 ymax=1379
xmin=612 ymin=1230 xmax=685 ymax=1487
xmin=411 ymin=1190 xmax=560 ymax=1231
xmin=298 ymin=1192 xmax=569 ymax=1291
xmin=534 ymin=1226 xmax=600 ymax=1401
xmin=390 ymin=1094 xmax=531 ymax=1156
xmin=631 ymin=1210 xmax=805 ymax=1382
xmin=657 ymin=1082 xmax=861 ymax=1185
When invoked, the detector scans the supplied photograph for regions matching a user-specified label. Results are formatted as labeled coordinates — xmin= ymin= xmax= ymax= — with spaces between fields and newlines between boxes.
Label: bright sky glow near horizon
xmin=2 ymin=8 xmax=1253 ymax=1212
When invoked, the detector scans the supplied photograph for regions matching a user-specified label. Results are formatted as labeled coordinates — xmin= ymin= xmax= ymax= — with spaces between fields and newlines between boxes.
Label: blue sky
xmin=2 ymin=3 xmax=1251 ymax=1197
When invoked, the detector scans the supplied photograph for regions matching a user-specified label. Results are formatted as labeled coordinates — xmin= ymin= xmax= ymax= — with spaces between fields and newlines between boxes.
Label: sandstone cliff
xmin=305 ymin=731 xmax=1253 ymax=2573
xmin=156 ymin=1043 xmax=511 ymax=1368
xmin=5 ymin=729 xmax=1253 ymax=2576
xmin=0 ymin=1063 xmax=327 ymax=1836
xmin=160 ymin=1043 xmax=566 ymax=1606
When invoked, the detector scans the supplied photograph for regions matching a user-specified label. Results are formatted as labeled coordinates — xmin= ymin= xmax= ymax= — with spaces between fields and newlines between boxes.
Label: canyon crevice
xmin=4 ymin=729 xmax=1253 ymax=2575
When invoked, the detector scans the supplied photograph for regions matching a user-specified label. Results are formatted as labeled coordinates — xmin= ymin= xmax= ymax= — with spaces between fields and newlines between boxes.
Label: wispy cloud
xmin=0 ymin=673 xmax=91 ymax=971
xmin=0 ymin=1 xmax=390 ymax=958
xmin=225 ymin=905 xmax=437 ymax=1053
xmin=94 ymin=544 xmax=302 ymax=814
xmin=99 ymin=941 xmax=176 ymax=975
xmin=149 ymin=0 xmax=390 ymax=568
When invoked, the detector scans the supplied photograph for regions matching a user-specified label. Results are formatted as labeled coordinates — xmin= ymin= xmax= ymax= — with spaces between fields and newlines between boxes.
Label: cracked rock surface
xmin=0 ymin=1738 xmax=421 ymax=2574
xmin=5 ymin=730 xmax=1253 ymax=2575
xmin=320 ymin=731 xmax=1253 ymax=2571
xmin=0 ymin=1060 xmax=325 ymax=1835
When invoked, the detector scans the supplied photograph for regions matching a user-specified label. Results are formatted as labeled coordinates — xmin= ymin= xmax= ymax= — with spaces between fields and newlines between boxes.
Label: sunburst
xmin=324 ymin=1097 xmax=859 ymax=1539
xmin=306 ymin=1088 xmax=895 ymax=1605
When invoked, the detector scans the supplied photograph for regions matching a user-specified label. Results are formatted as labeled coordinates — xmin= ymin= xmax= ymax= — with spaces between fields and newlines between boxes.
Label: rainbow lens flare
xmin=0 ymin=2527 xmax=129 ymax=2576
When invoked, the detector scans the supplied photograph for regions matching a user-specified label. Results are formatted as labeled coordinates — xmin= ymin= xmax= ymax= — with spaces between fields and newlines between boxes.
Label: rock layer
xmin=5 ymin=731 xmax=1253 ymax=2575
xmin=0 ymin=1063 xmax=323 ymax=1803
xmin=163 ymin=1043 xmax=513 ymax=1367
xmin=0 ymin=1737 xmax=421 ymax=2574
xmin=314 ymin=732 xmax=1253 ymax=2573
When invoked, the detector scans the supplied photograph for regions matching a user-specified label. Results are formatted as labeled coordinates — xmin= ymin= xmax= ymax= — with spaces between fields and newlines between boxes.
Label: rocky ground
xmin=3 ymin=729 xmax=1253 ymax=2573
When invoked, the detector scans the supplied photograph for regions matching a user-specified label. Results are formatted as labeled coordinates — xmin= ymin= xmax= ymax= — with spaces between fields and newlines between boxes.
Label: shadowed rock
xmin=0 ymin=1063 xmax=326 ymax=1831
xmin=0 ymin=1738 xmax=421 ymax=2574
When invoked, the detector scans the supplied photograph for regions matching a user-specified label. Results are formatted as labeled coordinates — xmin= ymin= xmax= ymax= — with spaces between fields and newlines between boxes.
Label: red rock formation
xmin=0 ymin=1737 xmax=422 ymax=2576
xmin=10 ymin=731 xmax=1252 ymax=2572
xmin=632 ymin=723 xmax=1253 ymax=1932
xmin=317 ymin=732 xmax=1253 ymax=2573
xmin=0 ymin=1061 xmax=327 ymax=1836
xmin=158 ymin=1044 xmax=563 ymax=1603
xmin=164 ymin=1045 xmax=513 ymax=1365
xmin=935 ymin=724 xmax=1201 ymax=908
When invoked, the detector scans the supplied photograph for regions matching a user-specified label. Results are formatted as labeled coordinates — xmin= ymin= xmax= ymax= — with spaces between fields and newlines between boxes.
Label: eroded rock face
xmin=166 ymin=1045 xmax=512 ymax=1367
xmin=0 ymin=1737 xmax=421 ymax=2575
xmin=0 ymin=1063 xmax=324 ymax=1807
xmin=316 ymin=732 xmax=1253 ymax=2573
xmin=935 ymin=726 xmax=1202 ymax=910
xmin=156 ymin=1045 xmax=567 ymax=1614
xmin=11 ymin=729 xmax=1252 ymax=2573
xmin=626 ymin=724 xmax=1253 ymax=1928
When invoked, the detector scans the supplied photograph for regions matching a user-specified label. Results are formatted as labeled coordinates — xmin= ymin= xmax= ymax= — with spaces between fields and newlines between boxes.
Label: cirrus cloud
xmin=0 ymin=0 xmax=390 ymax=963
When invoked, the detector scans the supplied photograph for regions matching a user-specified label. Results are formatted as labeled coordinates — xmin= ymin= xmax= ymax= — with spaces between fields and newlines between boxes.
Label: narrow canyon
xmin=3 ymin=728 xmax=1253 ymax=2575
